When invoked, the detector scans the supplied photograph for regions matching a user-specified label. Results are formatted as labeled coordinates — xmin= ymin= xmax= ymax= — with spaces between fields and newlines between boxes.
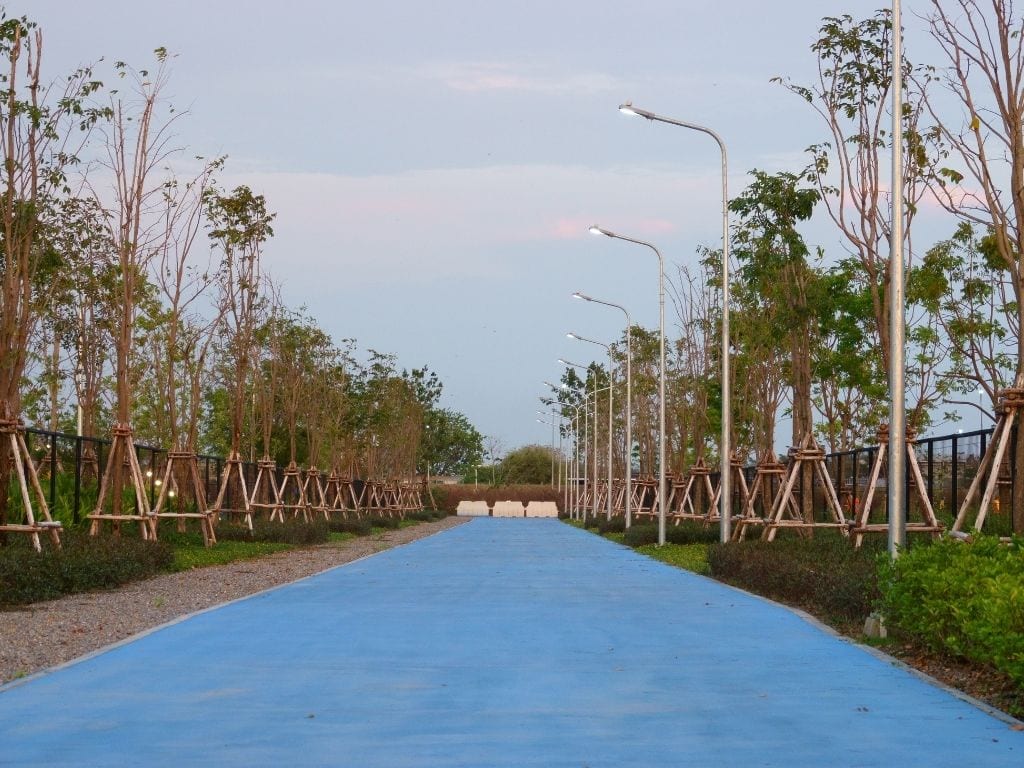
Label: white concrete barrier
xmin=526 ymin=501 xmax=559 ymax=518
xmin=492 ymin=500 xmax=526 ymax=518
xmin=456 ymin=500 xmax=491 ymax=517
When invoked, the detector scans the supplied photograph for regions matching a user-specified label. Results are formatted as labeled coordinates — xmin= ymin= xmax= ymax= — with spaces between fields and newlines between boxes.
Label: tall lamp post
xmin=574 ymin=291 xmax=633 ymax=528
xmin=544 ymin=381 xmax=583 ymax=519
xmin=588 ymin=225 xmax=667 ymax=546
xmin=888 ymin=0 xmax=906 ymax=557
xmin=617 ymin=102 xmax=732 ymax=544
xmin=560 ymin=358 xmax=609 ymax=523
xmin=568 ymin=332 xmax=614 ymax=522
xmin=537 ymin=410 xmax=558 ymax=488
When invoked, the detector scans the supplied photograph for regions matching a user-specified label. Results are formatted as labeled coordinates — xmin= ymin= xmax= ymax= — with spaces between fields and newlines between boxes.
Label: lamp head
xmin=573 ymin=291 xmax=593 ymax=302
xmin=589 ymin=224 xmax=614 ymax=238
xmin=566 ymin=332 xmax=577 ymax=340
xmin=618 ymin=102 xmax=640 ymax=116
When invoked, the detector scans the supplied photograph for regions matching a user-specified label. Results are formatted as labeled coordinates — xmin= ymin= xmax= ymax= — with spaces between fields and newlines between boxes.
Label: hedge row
xmin=0 ymin=532 xmax=174 ymax=606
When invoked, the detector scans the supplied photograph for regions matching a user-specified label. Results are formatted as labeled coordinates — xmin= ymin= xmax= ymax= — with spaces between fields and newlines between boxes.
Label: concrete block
xmin=492 ymin=500 xmax=526 ymax=518
xmin=456 ymin=500 xmax=491 ymax=517
xmin=526 ymin=501 xmax=559 ymax=518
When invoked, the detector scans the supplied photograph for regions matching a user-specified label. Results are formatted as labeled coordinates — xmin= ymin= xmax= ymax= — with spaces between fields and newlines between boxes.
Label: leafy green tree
xmin=420 ymin=408 xmax=483 ymax=477
xmin=499 ymin=444 xmax=555 ymax=485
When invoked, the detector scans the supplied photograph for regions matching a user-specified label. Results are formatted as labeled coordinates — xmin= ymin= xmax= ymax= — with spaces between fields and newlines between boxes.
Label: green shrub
xmin=598 ymin=518 xmax=626 ymax=535
xmin=367 ymin=516 xmax=401 ymax=530
xmin=407 ymin=509 xmax=447 ymax=522
xmin=217 ymin=519 xmax=329 ymax=546
xmin=879 ymin=536 xmax=1024 ymax=686
xmin=622 ymin=521 xmax=719 ymax=548
xmin=329 ymin=518 xmax=372 ymax=536
xmin=708 ymin=535 xmax=881 ymax=623
xmin=0 ymin=532 xmax=173 ymax=606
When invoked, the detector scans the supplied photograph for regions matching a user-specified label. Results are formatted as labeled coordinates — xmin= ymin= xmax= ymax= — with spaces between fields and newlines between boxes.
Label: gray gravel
xmin=0 ymin=515 xmax=469 ymax=685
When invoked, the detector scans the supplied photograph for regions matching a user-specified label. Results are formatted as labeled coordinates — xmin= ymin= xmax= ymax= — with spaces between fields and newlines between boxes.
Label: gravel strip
xmin=0 ymin=515 xmax=469 ymax=685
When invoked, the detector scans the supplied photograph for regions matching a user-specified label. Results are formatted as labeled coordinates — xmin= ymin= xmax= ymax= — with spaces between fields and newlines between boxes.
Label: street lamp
xmin=889 ymin=0 xmax=906 ymax=557
xmin=568 ymin=332 xmax=614 ymax=522
xmin=617 ymin=102 xmax=732 ymax=543
xmin=588 ymin=225 xmax=667 ymax=546
xmin=574 ymin=291 xmax=633 ymax=528
xmin=537 ymin=410 xmax=560 ymax=488
xmin=560 ymin=358 xmax=609 ymax=523
xmin=544 ymin=380 xmax=581 ymax=518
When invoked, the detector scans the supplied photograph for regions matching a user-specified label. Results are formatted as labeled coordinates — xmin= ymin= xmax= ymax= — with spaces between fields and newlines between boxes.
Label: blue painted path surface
xmin=2 ymin=518 xmax=1022 ymax=766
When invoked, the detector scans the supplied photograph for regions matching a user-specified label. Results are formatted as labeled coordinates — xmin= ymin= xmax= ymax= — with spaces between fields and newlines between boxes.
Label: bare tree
xmin=86 ymin=49 xmax=182 ymax=537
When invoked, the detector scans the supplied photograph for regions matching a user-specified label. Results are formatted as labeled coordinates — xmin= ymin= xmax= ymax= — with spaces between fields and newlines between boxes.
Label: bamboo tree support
xmin=274 ymin=461 xmax=308 ymax=522
xmin=248 ymin=457 xmax=282 ymax=522
xmin=731 ymin=455 xmax=789 ymax=541
xmin=88 ymin=425 xmax=155 ymax=539
xmin=670 ymin=458 xmax=718 ymax=523
xmin=0 ymin=419 xmax=62 ymax=552
xmin=952 ymin=387 xmax=1024 ymax=537
xmin=208 ymin=450 xmax=253 ymax=531
xmin=762 ymin=433 xmax=848 ymax=542
xmin=324 ymin=471 xmax=348 ymax=517
xmin=303 ymin=467 xmax=329 ymax=521
xmin=382 ymin=482 xmax=403 ymax=518
xmin=612 ymin=479 xmax=626 ymax=515
xmin=852 ymin=425 xmax=943 ymax=547
xmin=632 ymin=476 xmax=657 ymax=521
xmin=152 ymin=451 xmax=216 ymax=547
xmin=709 ymin=452 xmax=751 ymax=523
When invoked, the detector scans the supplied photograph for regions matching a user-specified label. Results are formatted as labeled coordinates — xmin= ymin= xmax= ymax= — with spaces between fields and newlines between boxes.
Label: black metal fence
xmin=18 ymin=427 xmax=266 ymax=525
xmin=727 ymin=426 xmax=1017 ymax=537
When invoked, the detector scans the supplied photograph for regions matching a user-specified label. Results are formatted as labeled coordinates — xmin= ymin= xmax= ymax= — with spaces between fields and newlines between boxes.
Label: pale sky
xmin=27 ymin=0 xmax=956 ymax=454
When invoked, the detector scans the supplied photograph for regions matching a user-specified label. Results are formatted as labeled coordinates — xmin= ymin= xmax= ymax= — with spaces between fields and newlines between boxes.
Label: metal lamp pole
xmin=568 ymin=332 xmax=615 ymax=522
xmin=617 ymin=103 xmax=732 ymax=543
xmin=588 ymin=226 xmax=667 ymax=546
xmin=574 ymin=292 xmax=632 ymax=528
xmin=888 ymin=0 xmax=906 ymax=557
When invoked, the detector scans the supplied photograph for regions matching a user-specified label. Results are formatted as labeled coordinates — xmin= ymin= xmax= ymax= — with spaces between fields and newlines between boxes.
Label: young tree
xmin=206 ymin=184 xmax=274 ymax=523
xmin=924 ymin=0 xmax=1024 ymax=529
xmin=0 ymin=14 xmax=105 ymax=534
xmin=87 ymin=49 xmax=182 ymax=536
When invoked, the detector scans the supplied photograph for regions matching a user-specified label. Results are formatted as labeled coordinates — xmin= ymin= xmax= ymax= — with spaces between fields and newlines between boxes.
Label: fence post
xmin=73 ymin=435 xmax=82 ymax=524
xmin=951 ymin=434 xmax=958 ymax=516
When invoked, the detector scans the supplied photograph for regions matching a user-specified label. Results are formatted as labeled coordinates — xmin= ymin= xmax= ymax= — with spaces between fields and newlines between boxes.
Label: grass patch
xmin=216 ymin=519 xmax=330 ymax=546
xmin=171 ymin=538 xmax=291 ymax=571
xmin=636 ymin=543 xmax=711 ymax=575
xmin=328 ymin=531 xmax=357 ymax=543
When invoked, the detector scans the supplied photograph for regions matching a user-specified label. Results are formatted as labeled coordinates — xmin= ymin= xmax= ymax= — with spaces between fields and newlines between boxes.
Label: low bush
xmin=367 ymin=516 xmax=401 ymax=530
xmin=216 ymin=519 xmax=330 ymax=546
xmin=329 ymin=518 xmax=372 ymax=536
xmin=407 ymin=509 xmax=447 ymax=522
xmin=879 ymin=535 xmax=1024 ymax=686
xmin=622 ymin=522 xmax=720 ymax=548
xmin=432 ymin=484 xmax=561 ymax=514
xmin=708 ymin=535 xmax=881 ymax=623
xmin=597 ymin=518 xmax=626 ymax=535
xmin=0 ymin=532 xmax=173 ymax=606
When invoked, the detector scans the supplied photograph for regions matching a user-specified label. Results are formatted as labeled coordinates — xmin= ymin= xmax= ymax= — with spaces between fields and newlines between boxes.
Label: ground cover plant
xmin=879 ymin=535 xmax=1024 ymax=687
xmin=707 ymin=534 xmax=882 ymax=625
xmin=0 ymin=532 xmax=173 ymax=606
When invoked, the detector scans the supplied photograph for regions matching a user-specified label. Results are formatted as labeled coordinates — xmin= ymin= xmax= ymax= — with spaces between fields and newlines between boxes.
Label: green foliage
xmin=879 ymin=536 xmax=1024 ymax=685
xmin=636 ymin=543 xmax=711 ymax=575
xmin=708 ymin=536 xmax=881 ymax=623
xmin=171 ymin=538 xmax=290 ymax=571
xmin=216 ymin=519 xmax=329 ymax=546
xmin=499 ymin=444 xmax=556 ymax=485
xmin=0 ymin=532 xmax=173 ymax=606
xmin=367 ymin=515 xmax=401 ymax=530
xmin=622 ymin=522 xmax=720 ymax=548
xmin=420 ymin=408 xmax=483 ymax=477
xmin=328 ymin=518 xmax=372 ymax=536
